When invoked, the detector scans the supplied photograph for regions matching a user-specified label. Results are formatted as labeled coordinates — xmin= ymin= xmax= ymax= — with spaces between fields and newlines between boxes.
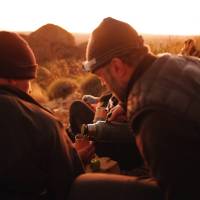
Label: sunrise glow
xmin=0 ymin=0 xmax=199 ymax=35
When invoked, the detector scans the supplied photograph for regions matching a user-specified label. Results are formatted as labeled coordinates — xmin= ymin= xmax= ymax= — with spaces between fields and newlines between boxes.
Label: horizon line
xmin=16 ymin=31 xmax=200 ymax=37
xmin=1 ymin=27 xmax=199 ymax=37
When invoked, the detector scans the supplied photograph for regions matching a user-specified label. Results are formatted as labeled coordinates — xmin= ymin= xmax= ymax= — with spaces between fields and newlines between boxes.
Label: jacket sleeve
xmin=45 ymin=120 xmax=84 ymax=200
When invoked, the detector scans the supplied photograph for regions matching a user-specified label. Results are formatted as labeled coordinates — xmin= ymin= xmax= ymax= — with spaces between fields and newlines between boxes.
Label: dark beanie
xmin=83 ymin=17 xmax=144 ymax=72
xmin=0 ymin=31 xmax=38 ymax=79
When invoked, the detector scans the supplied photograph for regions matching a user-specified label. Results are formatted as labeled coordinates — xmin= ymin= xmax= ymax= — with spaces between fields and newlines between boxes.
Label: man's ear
xmin=110 ymin=58 xmax=126 ymax=79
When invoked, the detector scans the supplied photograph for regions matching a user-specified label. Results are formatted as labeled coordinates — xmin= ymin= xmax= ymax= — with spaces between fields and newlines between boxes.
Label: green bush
xmin=47 ymin=78 xmax=77 ymax=100
xmin=80 ymin=74 xmax=105 ymax=97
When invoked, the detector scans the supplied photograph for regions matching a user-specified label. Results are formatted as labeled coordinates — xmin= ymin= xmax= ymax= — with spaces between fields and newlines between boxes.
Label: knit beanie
xmin=83 ymin=17 xmax=144 ymax=72
xmin=0 ymin=31 xmax=38 ymax=79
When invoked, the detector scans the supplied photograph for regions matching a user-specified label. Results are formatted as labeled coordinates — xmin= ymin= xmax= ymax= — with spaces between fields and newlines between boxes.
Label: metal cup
xmin=74 ymin=134 xmax=90 ymax=150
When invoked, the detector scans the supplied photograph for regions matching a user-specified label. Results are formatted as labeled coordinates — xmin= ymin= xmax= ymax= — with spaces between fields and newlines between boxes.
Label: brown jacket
xmin=0 ymin=85 xmax=84 ymax=200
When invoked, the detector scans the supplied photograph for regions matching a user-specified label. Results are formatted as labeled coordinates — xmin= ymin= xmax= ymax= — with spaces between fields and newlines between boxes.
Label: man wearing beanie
xmin=83 ymin=17 xmax=200 ymax=199
xmin=0 ymin=31 xmax=84 ymax=200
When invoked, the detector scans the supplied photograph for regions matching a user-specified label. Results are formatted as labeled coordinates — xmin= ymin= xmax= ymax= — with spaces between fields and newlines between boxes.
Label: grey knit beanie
xmin=83 ymin=17 xmax=144 ymax=72
xmin=0 ymin=31 xmax=38 ymax=79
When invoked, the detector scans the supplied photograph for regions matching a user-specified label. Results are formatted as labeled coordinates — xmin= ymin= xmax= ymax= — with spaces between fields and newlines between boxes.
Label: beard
xmin=106 ymin=75 xmax=126 ymax=103
xmin=102 ymin=65 xmax=128 ymax=103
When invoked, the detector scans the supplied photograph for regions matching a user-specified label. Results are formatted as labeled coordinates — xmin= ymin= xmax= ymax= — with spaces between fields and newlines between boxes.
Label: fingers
xmin=93 ymin=106 xmax=107 ymax=122
xmin=76 ymin=142 xmax=95 ymax=164
xmin=107 ymin=104 xmax=126 ymax=122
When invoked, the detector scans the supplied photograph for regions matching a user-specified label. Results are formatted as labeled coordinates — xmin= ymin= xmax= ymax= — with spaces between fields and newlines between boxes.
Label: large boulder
xmin=28 ymin=24 xmax=76 ymax=63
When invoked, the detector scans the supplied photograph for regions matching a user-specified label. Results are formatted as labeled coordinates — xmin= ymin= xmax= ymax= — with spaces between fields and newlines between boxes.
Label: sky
xmin=0 ymin=0 xmax=200 ymax=35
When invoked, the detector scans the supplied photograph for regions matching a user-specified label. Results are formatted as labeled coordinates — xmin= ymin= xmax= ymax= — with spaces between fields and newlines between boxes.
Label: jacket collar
xmin=125 ymin=53 xmax=157 ymax=109
xmin=0 ymin=84 xmax=52 ymax=114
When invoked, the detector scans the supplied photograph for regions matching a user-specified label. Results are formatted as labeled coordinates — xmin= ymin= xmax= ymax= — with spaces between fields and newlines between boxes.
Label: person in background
xmin=180 ymin=38 xmax=200 ymax=57
xmin=68 ymin=91 xmax=115 ymax=135
xmin=0 ymin=31 xmax=93 ymax=200
xmin=68 ymin=90 xmax=143 ymax=172
xmin=83 ymin=17 xmax=200 ymax=199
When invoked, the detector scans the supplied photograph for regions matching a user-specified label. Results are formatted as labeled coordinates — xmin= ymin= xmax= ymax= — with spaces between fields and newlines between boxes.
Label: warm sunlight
xmin=0 ymin=0 xmax=199 ymax=35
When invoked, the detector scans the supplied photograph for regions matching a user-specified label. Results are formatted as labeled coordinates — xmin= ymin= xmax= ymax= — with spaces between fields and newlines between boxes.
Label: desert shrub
xmin=36 ymin=66 xmax=54 ymax=89
xmin=47 ymin=78 xmax=77 ymax=100
xmin=43 ymin=58 xmax=83 ymax=79
xmin=80 ymin=74 xmax=105 ymax=97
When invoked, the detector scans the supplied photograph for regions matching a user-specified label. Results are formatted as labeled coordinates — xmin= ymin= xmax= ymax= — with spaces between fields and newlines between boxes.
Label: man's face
xmin=94 ymin=64 xmax=127 ymax=101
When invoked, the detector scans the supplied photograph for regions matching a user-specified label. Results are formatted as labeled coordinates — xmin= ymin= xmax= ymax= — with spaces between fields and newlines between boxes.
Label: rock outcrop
xmin=28 ymin=24 xmax=76 ymax=63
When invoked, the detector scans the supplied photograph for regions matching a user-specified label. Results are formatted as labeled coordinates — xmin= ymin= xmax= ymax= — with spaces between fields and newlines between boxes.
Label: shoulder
xmin=153 ymin=53 xmax=200 ymax=72
xmin=0 ymin=92 xmax=60 ymax=130
xmin=0 ymin=94 xmax=22 ymax=114
xmin=155 ymin=53 xmax=183 ymax=64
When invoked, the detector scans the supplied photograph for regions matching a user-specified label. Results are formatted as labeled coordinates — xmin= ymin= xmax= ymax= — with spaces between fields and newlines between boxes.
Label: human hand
xmin=107 ymin=104 xmax=127 ymax=122
xmin=93 ymin=104 xmax=108 ymax=122
xmin=82 ymin=95 xmax=100 ymax=110
xmin=74 ymin=134 xmax=95 ymax=164
xmin=82 ymin=95 xmax=100 ymax=104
